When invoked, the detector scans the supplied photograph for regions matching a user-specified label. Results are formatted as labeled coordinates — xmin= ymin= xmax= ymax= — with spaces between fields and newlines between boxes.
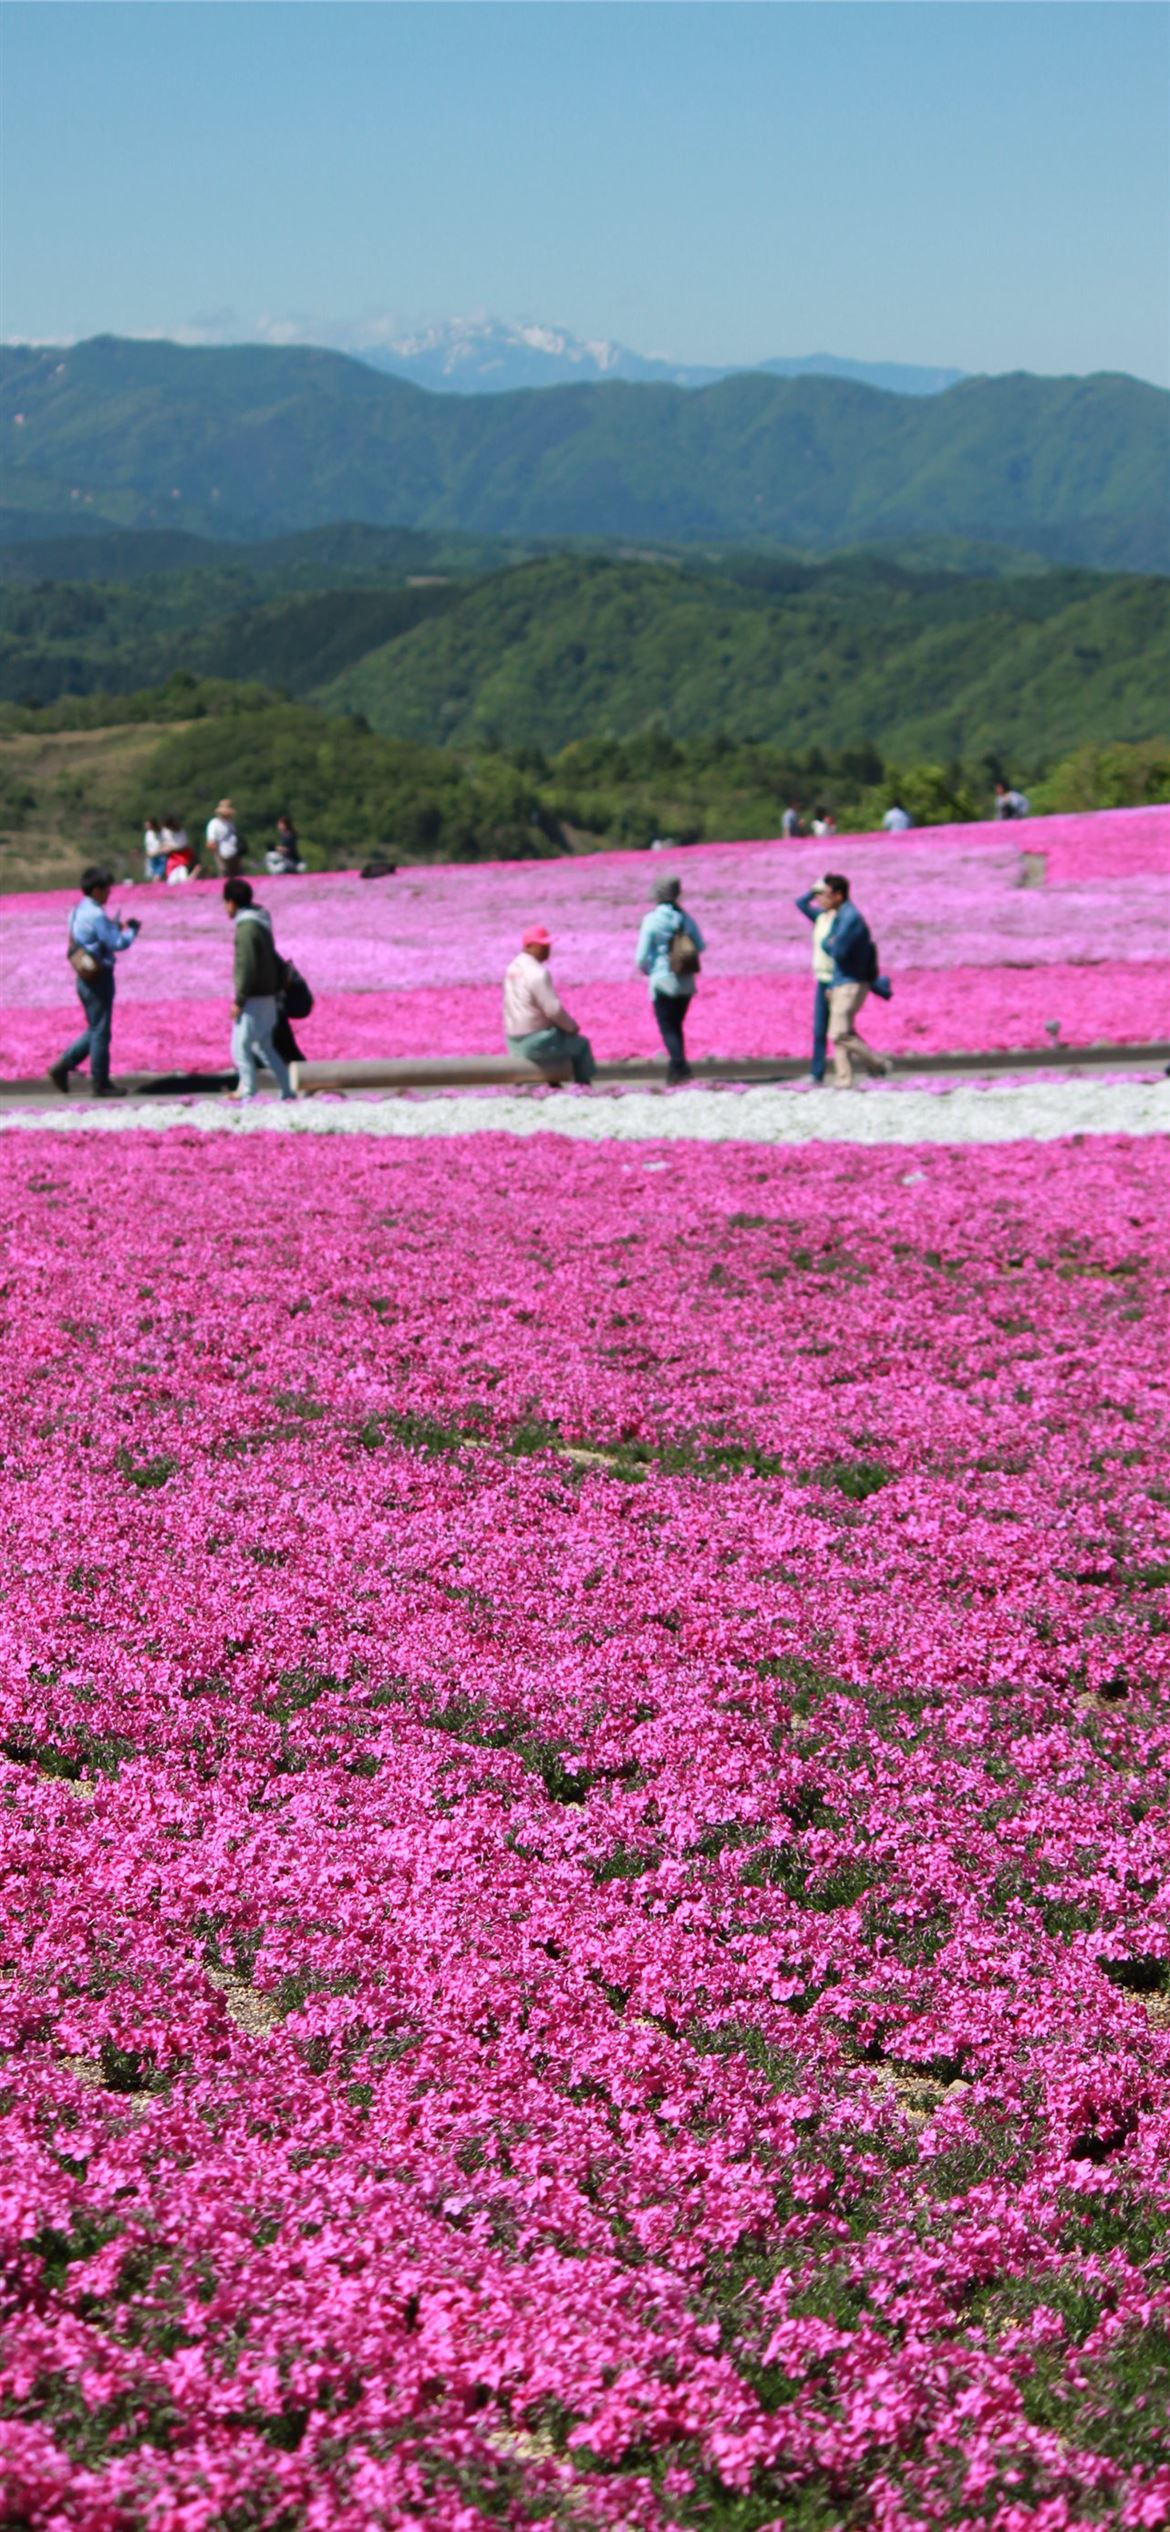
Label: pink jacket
xmin=502 ymin=951 xmax=575 ymax=1038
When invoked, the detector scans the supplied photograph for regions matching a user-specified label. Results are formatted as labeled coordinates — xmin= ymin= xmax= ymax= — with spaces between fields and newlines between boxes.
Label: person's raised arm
xmin=795 ymin=889 xmax=820 ymax=924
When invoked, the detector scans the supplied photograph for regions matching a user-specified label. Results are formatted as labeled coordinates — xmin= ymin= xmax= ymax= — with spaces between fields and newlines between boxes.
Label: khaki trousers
xmin=828 ymin=981 xmax=887 ymax=1086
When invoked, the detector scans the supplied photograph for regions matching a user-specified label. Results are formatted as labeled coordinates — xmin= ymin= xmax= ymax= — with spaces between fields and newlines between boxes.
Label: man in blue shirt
xmin=49 ymin=867 xmax=141 ymax=1097
xmin=635 ymin=875 xmax=705 ymax=1084
xmin=813 ymin=872 xmax=893 ymax=1089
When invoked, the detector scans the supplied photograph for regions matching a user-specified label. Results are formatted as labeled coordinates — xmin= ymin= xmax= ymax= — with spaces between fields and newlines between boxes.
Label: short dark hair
xmin=822 ymin=872 xmax=850 ymax=898
xmin=80 ymin=864 xmax=113 ymax=895
xmin=223 ymin=877 xmax=254 ymax=908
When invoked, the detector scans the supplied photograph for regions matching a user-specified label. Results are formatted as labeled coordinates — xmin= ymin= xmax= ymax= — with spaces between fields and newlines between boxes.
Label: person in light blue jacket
xmin=49 ymin=866 xmax=140 ymax=1097
xmin=635 ymin=874 xmax=705 ymax=1084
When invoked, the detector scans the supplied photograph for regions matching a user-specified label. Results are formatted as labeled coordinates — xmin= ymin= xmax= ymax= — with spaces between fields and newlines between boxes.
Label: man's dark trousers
xmin=811 ymin=980 xmax=830 ymax=1082
xmin=58 ymin=971 xmax=115 ymax=1089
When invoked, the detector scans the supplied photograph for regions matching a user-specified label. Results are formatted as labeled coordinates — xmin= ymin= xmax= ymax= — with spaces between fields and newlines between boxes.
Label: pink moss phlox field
xmin=1 ymin=960 xmax=1168 ymax=1082
xmin=1 ymin=806 xmax=1166 ymax=1077
xmin=1 ymin=1128 xmax=1168 ymax=2528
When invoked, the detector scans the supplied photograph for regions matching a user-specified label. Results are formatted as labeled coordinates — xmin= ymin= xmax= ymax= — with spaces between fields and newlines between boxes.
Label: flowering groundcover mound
xmin=2 ymin=962 xmax=1168 ymax=1085
xmin=2 ymin=1128 xmax=1169 ymax=2529
xmin=2 ymin=806 xmax=1166 ymax=1079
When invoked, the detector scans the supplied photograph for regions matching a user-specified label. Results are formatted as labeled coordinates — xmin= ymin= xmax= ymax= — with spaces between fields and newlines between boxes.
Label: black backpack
xmin=279 ymin=958 xmax=314 ymax=1022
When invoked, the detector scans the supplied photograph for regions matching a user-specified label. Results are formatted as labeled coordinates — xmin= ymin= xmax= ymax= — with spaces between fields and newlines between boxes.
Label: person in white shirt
xmin=882 ymin=803 xmax=912 ymax=834
xmin=502 ymin=927 xmax=595 ymax=1083
xmin=994 ymin=783 xmax=1031 ymax=821
xmin=810 ymin=808 xmax=837 ymax=840
xmin=143 ymin=818 xmax=166 ymax=880
xmin=206 ymin=798 xmax=241 ymax=876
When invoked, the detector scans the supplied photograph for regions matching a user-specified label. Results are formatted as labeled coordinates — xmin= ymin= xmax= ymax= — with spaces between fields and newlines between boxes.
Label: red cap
xmin=522 ymin=926 xmax=552 ymax=951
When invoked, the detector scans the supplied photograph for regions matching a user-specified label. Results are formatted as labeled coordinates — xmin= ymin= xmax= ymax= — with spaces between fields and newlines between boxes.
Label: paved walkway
xmin=2 ymin=1041 xmax=1168 ymax=1113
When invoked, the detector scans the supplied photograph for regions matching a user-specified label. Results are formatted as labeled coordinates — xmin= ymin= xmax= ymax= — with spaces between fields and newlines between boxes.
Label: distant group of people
xmin=780 ymin=784 xmax=1030 ymax=838
xmin=141 ymin=804 xmax=306 ymax=884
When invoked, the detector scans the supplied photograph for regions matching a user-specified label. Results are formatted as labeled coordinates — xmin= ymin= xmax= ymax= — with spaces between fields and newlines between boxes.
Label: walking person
xmin=49 ymin=866 xmax=141 ymax=1098
xmin=207 ymin=798 xmax=242 ymax=880
xmin=882 ymin=801 xmax=912 ymax=834
xmin=794 ymin=878 xmax=838 ymax=1084
xmin=780 ymin=801 xmax=802 ymax=839
xmin=223 ymin=878 xmax=294 ymax=1101
xmin=502 ymin=926 xmax=596 ymax=1083
xmin=635 ymin=875 xmax=705 ymax=1084
xmin=813 ymin=872 xmax=892 ymax=1089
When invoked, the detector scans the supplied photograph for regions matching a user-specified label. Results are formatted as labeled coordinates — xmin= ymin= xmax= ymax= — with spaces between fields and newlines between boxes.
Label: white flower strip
xmin=3 ymin=1074 xmax=1167 ymax=1146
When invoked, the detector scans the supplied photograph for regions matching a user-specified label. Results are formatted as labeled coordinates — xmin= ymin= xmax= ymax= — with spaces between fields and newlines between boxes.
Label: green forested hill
xmin=1 ymin=337 xmax=1165 ymax=568
xmin=322 ymin=554 xmax=1170 ymax=760
xmin=0 ymin=523 xmax=527 ymax=704
xmin=3 ymin=546 xmax=1167 ymax=765
xmin=0 ymin=577 xmax=462 ymax=706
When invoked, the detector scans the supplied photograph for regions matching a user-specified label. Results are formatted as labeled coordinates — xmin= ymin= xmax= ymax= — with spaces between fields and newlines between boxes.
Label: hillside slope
xmin=323 ymin=554 xmax=1170 ymax=759
xmin=1 ymin=337 xmax=1165 ymax=567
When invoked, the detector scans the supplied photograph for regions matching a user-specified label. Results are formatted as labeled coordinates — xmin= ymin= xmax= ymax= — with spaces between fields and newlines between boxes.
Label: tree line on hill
xmin=1 ymin=546 xmax=1167 ymax=772
xmin=1 ymin=676 xmax=1165 ymax=885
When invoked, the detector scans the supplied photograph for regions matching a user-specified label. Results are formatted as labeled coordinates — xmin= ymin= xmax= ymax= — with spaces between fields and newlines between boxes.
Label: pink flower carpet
xmin=2 ymin=806 xmax=1166 ymax=1079
xmin=1 ymin=1125 xmax=1168 ymax=2528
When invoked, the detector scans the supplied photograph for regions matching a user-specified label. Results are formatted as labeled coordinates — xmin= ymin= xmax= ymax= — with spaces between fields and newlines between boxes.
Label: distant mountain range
xmin=345 ymin=315 xmax=966 ymax=399
xmin=1 ymin=336 xmax=1166 ymax=571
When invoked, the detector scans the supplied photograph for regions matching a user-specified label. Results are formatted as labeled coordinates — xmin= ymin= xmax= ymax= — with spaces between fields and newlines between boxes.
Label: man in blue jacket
xmin=49 ymin=866 xmax=141 ymax=1097
xmin=815 ymin=873 xmax=892 ymax=1088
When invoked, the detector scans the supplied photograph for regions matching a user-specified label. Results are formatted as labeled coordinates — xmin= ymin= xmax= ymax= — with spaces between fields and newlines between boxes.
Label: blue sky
xmin=2 ymin=3 xmax=1167 ymax=383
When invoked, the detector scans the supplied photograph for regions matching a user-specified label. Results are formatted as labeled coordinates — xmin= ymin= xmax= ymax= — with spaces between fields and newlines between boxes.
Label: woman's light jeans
xmin=232 ymin=996 xmax=294 ymax=1099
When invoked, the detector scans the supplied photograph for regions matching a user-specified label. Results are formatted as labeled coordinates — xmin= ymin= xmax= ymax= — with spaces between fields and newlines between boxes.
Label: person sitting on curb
xmin=223 ymin=878 xmax=295 ymax=1102
xmin=815 ymin=871 xmax=893 ymax=1089
xmin=502 ymin=927 xmax=596 ymax=1084
xmin=49 ymin=865 xmax=141 ymax=1098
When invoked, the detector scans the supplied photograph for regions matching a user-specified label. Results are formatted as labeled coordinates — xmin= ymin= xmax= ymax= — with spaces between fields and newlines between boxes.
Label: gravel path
xmin=2 ymin=1074 xmax=1167 ymax=1146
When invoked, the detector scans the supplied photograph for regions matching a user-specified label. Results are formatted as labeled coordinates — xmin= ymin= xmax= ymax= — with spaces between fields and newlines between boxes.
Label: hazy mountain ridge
xmin=1 ymin=336 xmax=1164 ymax=570
xmin=350 ymin=314 xmax=966 ymax=397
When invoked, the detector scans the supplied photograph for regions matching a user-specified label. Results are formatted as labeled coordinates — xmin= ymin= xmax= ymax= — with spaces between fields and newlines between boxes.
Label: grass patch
xmin=114 ymin=1445 xmax=176 ymax=1491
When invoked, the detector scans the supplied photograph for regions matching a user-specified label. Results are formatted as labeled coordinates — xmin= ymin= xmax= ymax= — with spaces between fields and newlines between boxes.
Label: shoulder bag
xmin=66 ymin=914 xmax=102 ymax=984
